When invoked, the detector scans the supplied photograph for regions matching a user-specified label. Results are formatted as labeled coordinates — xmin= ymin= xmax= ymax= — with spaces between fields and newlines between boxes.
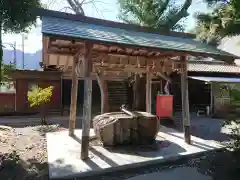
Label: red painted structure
xmin=156 ymin=95 xmax=173 ymax=118
xmin=0 ymin=70 xmax=62 ymax=114
xmin=0 ymin=92 xmax=15 ymax=112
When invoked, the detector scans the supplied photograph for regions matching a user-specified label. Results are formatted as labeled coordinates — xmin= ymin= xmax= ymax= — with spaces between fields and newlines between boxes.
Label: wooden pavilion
xmin=38 ymin=8 xmax=238 ymax=160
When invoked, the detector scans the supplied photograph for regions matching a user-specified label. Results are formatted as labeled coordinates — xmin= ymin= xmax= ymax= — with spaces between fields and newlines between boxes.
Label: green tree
xmin=117 ymin=0 xmax=193 ymax=31
xmin=0 ymin=0 xmax=42 ymax=83
xmin=1 ymin=62 xmax=15 ymax=82
xmin=28 ymin=86 xmax=54 ymax=125
xmin=194 ymin=0 xmax=240 ymax=45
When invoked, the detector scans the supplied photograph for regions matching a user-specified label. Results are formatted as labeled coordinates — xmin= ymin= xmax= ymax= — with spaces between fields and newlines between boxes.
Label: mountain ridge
xmin=3 ymin=49 xmax=41 ymax=69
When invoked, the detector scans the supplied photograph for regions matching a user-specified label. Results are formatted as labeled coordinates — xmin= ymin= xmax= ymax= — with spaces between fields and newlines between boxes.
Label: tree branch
xmin=66 ymin=0 xmax=84 ymax=15
xmin=166 ymin=0 xmax=192 ymax=29
xmin=73 ymin=0 xmax=85 ymax=15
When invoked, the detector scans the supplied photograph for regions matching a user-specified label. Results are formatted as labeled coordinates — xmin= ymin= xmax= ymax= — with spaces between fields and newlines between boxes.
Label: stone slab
xmin=126 ymin=167 xmax=212 ymax=180
xmin=46 ymin=126 xmax=223 ymax=179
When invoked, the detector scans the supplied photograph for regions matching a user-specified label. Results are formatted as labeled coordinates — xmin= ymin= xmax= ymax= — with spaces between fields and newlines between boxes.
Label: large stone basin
xmin=92 ymin=111 xmax=159 ymax=146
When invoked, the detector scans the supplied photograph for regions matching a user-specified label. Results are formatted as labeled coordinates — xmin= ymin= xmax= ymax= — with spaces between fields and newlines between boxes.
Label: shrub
xmin=28 ymin=85 xmax=54 ymax=125
xmin=223 ymin=113 xmax=240 ymax=150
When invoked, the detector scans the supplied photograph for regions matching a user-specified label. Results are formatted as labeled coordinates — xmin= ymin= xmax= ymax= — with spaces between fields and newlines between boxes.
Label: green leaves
xmin=0 ymin=62 xmax=15 ymax=85
xmin=0 ymin=0 xmax=42 ymax=83
xmin=27 ymin=86 xmax=54 ymax=108
xmin=117 ymin=0 xmax=190 ymax=31
xmin=0 ymin=0 xmax=42 ymax=33
xmin=195 ymin=0 xmax=240 ymax=45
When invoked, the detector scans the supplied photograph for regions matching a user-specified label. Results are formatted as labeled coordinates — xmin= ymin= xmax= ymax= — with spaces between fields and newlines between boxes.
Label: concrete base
xmin=126 ymin=167 xmax=212 ymax=180
xmin=47 ymin=126 xmax=223 ymax=179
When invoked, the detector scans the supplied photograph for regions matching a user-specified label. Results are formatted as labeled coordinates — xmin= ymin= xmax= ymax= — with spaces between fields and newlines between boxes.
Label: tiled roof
xmin=41 ymin=15 xmax=237 ymax=60
xmin=188 ymin=61 xmax=240 ymax=73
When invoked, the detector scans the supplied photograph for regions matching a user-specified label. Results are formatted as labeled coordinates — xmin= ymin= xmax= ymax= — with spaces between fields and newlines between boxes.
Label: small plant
xmin=0 ymin=151 xmax=20 ymax=169
xmin=28 ymin=85 xmax=54 ymax=125
xmin=231 ymin=89 xmax=240 ymax=106
xmin=223 ymin=114 xmax=240 ymax=151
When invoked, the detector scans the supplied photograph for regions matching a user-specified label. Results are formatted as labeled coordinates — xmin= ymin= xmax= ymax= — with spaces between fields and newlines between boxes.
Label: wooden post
xmin=69 ymin=52 xmax=80 ymax=136
xmin=180 ymin=56 xmax=191 ymax=144
xmin=210 ymin=83 xmax=213 ymax=115
xmin=133 ymin=74 xmax=141 ymax=110
xmin=96 ymin=71 xmax=109 ymax=114
xmin=146 ymin=72 xmax=152 ymax=113
xmin=81 ymin=43 xmax=93 ymax=160
xmin=60 ymin=75 xmax=64 ymax=116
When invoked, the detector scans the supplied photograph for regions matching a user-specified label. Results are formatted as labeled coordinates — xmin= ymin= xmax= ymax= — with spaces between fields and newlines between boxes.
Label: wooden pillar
xmin=133 ymin=74 xmax=141 ymax=110
xmin=96 ymin=72 xmax=109 ymax=114
xmin=60 ymin=75 xmax=64 ymax=116
xmin=146 ymin=72 xmax=152 ymax=113
xmin=81 ymin=43 xmax=93 ymax=160
xmin=210 ymin=83 xmax=213 ymax=115
xmin=69 ymin=52 xmax=80 ymax=136
xmin=180 ymin=56 xmax=191 ymax=144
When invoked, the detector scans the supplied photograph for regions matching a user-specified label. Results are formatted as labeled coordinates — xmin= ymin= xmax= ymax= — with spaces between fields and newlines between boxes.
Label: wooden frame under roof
xmin=38 ymin=8 xmax=238 ymax=160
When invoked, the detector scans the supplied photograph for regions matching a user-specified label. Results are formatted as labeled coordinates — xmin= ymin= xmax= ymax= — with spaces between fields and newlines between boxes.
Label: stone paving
xmin=46 ymin=126 xmax=223 ymax=179
xmin=126 ymin=167 xmax=212 ymax=180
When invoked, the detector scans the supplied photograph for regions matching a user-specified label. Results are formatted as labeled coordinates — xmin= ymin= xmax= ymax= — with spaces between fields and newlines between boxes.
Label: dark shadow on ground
xmin=104 ymin=140 xmax=187 ymax=158
xmin=71 ymin=134 xmax=186 ymax=160
xmin=164 ymin=112 xmax=230 ymax=142
xmin=0 ymin=152 xmax=49 ymax=180
xmin=33 ymin=125 xmax=62 ymax=136
xmin=163 ymin=131 xmax=219 ymax=151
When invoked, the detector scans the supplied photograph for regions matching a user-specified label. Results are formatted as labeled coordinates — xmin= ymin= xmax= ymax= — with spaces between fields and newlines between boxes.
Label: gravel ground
xmin=0 ymin=125 xmax=66 ymax=180
xmin=0 ymin=125 xmax=240 ymax=180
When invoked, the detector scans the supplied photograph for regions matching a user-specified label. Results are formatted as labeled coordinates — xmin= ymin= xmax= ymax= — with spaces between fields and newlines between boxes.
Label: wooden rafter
xmin=45 ymin=35 xmax=211 ymax=58
xmin=47 ymin=36 xmax=203 ymax=59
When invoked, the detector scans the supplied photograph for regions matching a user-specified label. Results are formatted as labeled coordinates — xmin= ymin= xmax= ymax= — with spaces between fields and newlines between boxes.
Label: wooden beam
xmin=155 ymin=72 xmax=172 ymax=82
xmin=69 ymin=51 xmax=81 ymax=136
xmin=42 ymin=36 xmax=50 ymax=66
xmin=47 ymin=48 xmax=76 ymax=56
xmin=44 ymin=34 xmax=210 ymax=58
xmin=210 ymin=83 xmax=214 ymax=115
xmin=81 ymin=43 xmax=93 ymax=160
xmin=180 ymin=56 xmax=191 ymax=144
xmin=93 ymin=63 xmax=170 ymax=74
xmin=96 ymin=71 xmax=109 ymax=114
xmin=50 ymin=41 xmax=84 ymax=49
xmin=146 ymin=72 xmax=152 ymax=113
xmin=95 ymin=49 xmax=184 ymax=58
xmin=47 ymin=38 xmax=194 ymax=58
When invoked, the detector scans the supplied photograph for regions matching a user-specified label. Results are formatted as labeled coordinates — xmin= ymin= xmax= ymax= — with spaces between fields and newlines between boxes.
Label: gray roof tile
xmin=188 ymin=61 xmax=240 ymax=73
xmin=42 ymin=16 xmax=236 ymax=59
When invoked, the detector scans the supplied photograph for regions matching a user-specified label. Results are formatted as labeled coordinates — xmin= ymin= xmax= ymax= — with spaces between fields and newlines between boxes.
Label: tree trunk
xmin=41 ymin=104 xmax=47 ymax=125
xmin=0 ymin=21 xmax=3 ymax=84
xmin=167 ymin=0 xmax=192 ymax=29
xmin=66 ymin=0 xmax=85 ymax=15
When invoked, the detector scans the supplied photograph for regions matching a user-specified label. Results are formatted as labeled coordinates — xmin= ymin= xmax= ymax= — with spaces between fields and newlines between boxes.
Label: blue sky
xmin=3 ymin=0 xmax=208 ymax=53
